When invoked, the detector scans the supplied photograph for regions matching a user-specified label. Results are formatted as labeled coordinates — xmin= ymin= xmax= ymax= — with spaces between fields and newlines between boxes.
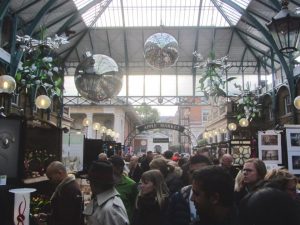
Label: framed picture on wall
xmin=258 ymin=130 xmax=282 ymax=164
xmin=286 ymin=129 xmax=300 ymax=151
xmin=288 ymin=152 xmax=300 ymax=174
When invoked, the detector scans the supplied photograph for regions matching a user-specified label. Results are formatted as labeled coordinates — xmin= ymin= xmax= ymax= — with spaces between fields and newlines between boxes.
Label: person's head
xmin=129 ymin=155 xmax=139 ymax=170
xmin=109 ymin=155 xmax=125 ymax=177
xmin=88 ymin=160 xmax=114 ymax=193
xmin=242 ymin=158 xmax=266 ymax=186
xmin=46 ymin=161 xmax=68 ymax=184
xmin=149 ymin=157 xmax=173 ymax=177
xmin=191 ymin=166 xmax=234 ymax=221
xmin=98 ymin=152 xmax=107 ymax=161
xmin=163 ymin=150 xmax=174 ymax=160
xmin=188 ymin=154 xmax=212 ymax=183
xmin=146 ymin=151 xmax=154 ymax=160
xmin=139 ymin=169 xmax=169 ymax=208
xmin=264 ymin=168 xmax=298 ymax=199
xmin=239 ymin=187 xmax=299 ymax=225
xmin=220 ymin=154 xmax=233 ymax=169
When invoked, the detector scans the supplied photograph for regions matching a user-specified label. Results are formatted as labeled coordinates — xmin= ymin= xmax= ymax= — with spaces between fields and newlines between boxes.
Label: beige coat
xmin=83 ymin=188 xmax=129 ymax=225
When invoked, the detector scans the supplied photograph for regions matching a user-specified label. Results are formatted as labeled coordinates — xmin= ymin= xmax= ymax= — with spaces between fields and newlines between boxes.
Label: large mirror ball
xmin=144 ymin=32 xmax=179 ymax=69
xmin=74 ymin=54 xmax=123 ymax=102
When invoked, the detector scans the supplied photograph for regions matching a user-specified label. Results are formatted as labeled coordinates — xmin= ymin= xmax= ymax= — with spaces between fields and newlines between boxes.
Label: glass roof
xmin=73 ymin=0 xmax=251 ymax=28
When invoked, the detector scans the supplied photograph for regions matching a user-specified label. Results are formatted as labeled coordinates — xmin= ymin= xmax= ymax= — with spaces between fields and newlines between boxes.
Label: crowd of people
xmin=35 ymin=150 xmax=300 ymax=225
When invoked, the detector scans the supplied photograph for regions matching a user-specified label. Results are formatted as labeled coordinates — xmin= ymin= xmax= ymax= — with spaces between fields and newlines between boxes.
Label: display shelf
xmin=22 ymin=176 xmax=48 ymax=184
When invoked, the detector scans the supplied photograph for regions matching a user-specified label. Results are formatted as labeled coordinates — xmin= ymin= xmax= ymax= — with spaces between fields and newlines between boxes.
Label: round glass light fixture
xmin=213 ymin=130 xmax=219 ymax=135
xmin=239 ymin=118 xmax=249 ymax=127
xmin=221 ymin=128 xmax=227 ymax=133
xmin=93 ymin=122 xmax=101 ymax=131
xmin=0 ymin=75 xmax=16 ymax=94
xmin=100 ymin=126 xmax=107 ymax=133
xmin=294 ymin=96 xmax=300 ymax=110
xmin=106 ymin=129 xmax=113 ymax=136
xmin=228 ymin=123 xmax=237 ymax=131
xmin=203 ymin=132 xmax=209 ymax=139
xmin=35 ymin=95 xmax=51 ymax=109
xmin=144 ymin=32 xmax=179 ymax=69
xmin=82 ymin=118 xmax=91 ymax=127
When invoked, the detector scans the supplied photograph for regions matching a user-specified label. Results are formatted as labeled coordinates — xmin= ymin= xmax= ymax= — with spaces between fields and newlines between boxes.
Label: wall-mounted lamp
xmin=100 ymin=126 xmax=107 ymax=134
xmin=294 ymin=96 xmax=300 ymax=110
xmin=0 ymin=75 xmax=16 ymax=94
xmin=93 ymin=122 xmax=101 ymax=139
xmin=239 ymin=118 xmax=249 ymax=127
xmin=220 ymin=128 xmax=227 ymax=133
xmin=82 ymin=117 xmax=91 ymax=127
xmin=35 ymin=95 xmax=51 ymax=109
xmin=0 ymin=75 xmax=17 ymax=116
xmin=228 ymin=123 xmax=237 ymax=131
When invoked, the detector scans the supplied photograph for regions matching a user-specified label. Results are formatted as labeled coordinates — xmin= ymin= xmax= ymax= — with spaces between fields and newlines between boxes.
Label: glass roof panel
xmin=74 ymin=0 xmax=255 ymax=28
xmin=214 ymin=0 xmax=251 ymax=25
xmin=73 ymin=0 xmax=93 ymax=10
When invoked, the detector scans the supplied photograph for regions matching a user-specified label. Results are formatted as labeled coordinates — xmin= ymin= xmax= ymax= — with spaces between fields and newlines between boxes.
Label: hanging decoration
xmin=194 ymin=52 xmax=235 ymax=104
xmin=144 ymin=32 xmax=179 ymax=69
xmin=15 ymin=30 xmax=68 ymax=103
xmin=74 ymin=53 xmax=123 ymax=102
xmin=235 ymin=82 xmax=261 ymax=123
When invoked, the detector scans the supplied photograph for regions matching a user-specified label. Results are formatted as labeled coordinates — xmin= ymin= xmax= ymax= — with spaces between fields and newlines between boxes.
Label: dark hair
xmin=88 ymin=160 xmax=114 ymax=190
xmin=163 ymin=150 xmax=174 ymax=159
xmin=239 ymin=187 xmax=299 ymax=225
xmin=109 ymin=155 xmax=125 ymax=168
xmin=190 ymin=154 xmax=212 ymax=166
xmin=193 ymin=165 xmax=234 ymax=207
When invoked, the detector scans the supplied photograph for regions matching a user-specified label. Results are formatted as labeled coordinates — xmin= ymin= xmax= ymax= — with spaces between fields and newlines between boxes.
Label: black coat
xmin=49 ymin=180 xmax=84 ymax=225
xmin=132 ymin=194 xmax=169 ymax=225
xmin=167 ymin=185 xmax=192 ymax=225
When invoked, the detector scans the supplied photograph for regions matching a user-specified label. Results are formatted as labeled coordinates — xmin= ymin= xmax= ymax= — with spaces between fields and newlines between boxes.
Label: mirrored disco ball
xmin=144 ymin=32 xmax=179 ymax=69
xmin=75 ymin=54 xmax=123 ymax=102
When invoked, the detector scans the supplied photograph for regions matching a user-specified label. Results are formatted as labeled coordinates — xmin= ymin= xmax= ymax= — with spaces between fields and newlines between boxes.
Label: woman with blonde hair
xmin=132 ymin=169 xmax=169 ymax=225
xmin=150 ymin=157 xmax=183 ymax=195
xmin=264 ymin=168 xmax=298 ymax=200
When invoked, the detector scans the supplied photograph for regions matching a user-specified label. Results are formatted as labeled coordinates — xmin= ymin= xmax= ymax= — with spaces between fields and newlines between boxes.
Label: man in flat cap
xmin=83 ymin=160 xmax=129 ymax=225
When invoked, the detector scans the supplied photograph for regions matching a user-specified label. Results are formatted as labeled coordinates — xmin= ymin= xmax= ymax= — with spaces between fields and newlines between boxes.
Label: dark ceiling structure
xmin=2 ymin=0 xmax=300 ymax=106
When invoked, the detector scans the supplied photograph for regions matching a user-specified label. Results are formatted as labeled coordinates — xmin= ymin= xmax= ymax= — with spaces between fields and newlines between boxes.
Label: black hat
xmin=109 ymin=155 xmax=125 ymax=168
xmin=88 ymin=160 xmax=114 ymax=185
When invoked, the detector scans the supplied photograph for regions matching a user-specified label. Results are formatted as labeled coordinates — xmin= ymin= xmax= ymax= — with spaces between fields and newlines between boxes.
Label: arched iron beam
xmin=0 ymin=0 xmax=10 ymax=21
xmin=192 ymin=0 xmax=204 ymax=97
xmin=55 ymin=0 xmax=105 ymax=36
xmin=120 ymin=0 xmax=129 ymax=69
xmin=221 ymin=0 xmax=290 ymax=84
xmin=211 ymin=0 xmax=259 ymax=62
xmin=14 ymin=0 xmax=40 ymax=15
xmin=192 ymin=0 xmax=204 ymax=69
xmin=10 ymin=0 xmax=59 ymax=77
xmin=61 ymin=0 xmax=113 ymax=63
xmin=256 ymin=0 xmax=280 ymax=11
xmin=226 ymin=30 xmax=234 ymax=55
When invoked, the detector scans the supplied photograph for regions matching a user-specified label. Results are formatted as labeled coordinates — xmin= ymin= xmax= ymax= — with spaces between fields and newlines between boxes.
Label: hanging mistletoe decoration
xmin=15 ymin=28 xmax=68 ymax=99
xmin=235 ymin=83 xmax=261 ymax=122
xmin=194 ymin=51 xmax=235 ymax=103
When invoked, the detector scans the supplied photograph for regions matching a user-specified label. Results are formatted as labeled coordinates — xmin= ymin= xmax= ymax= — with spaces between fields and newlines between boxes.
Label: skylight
xmin=73 ymin=0 xmax=252 ymax=28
